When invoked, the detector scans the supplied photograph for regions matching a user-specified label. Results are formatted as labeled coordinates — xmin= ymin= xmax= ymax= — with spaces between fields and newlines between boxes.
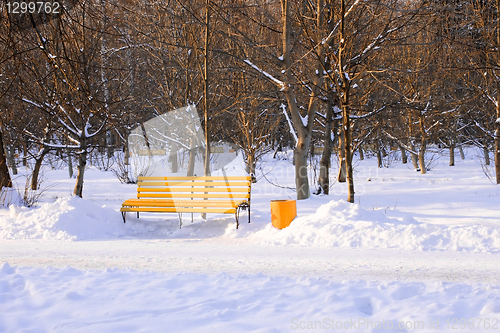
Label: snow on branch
xmin=281 ymin=103 xmax=298 ymax=145
xmin=244 ymin=59 xmax=285 ymax=89
xmin=381 ymin=129 xmax=419 ymax=156
xmin=473 ymin=120 xmax=495 ymax=139
xmin=350 ymin=106 xmax=387 ymax=119
xmin=321 ymin=0 xmax=361 ymax=46
xmin=85 ymin=116 xmax=108 ymax=139
xmin=148 ymin=128 xmax=190 ymax=150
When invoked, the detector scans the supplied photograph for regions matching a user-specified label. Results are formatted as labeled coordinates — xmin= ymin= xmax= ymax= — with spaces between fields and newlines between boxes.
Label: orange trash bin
xmin=271 ymin=199 xmax=296 ymax=229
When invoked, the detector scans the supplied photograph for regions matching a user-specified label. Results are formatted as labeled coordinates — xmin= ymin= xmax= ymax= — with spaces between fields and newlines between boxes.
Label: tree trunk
xmin=68 ymin=149 xmax=73 ymax=178
xmin=495 ymin=0 xmax=500 ymax=184
xmin=399 ymin=145 xmax=407 ymax=164
xmin=7 ymin=145 xmax=17 ymax=175
xmin=419 ymin=139 xmax=427 ymax=174
xmin=22 ymin=138 xmax=28 ymax=167
xmin=187 ymin=137 xmax=196 ymax=177
xmin=124 ymin=145 xmax=129 ymax=165
xmin=246 ymin=153 xmax=257 ymax=182
xmin=484 ymin=145 xmax=490 ymax=166
xmin=32 ymin=147 xmax=50 ymax=190
xmin=170 ymin=143 xmax=178 ymax=173
xmin=410 ymin=141 xmax=419 ymax=170
xmin=337 ymin=131 xmax=346 ymax=182
xmin=458 ymin=142 xmax=465 ymax=160
xmin=74 ymin=143 xmax=87 ymax=198
xmin=0 ymin=128 xmax=12 ymax=188
xmin=496 ymin=138 xmax=500 ymax=184
xmin=338 ymin=0 xmax=355 ymax=203
xmin=281 ymin=0 xmax=321 ymax=200
xmin=318 ymin=92 xmax=334 ymax=194
xmin=344 ymin=116 xmax=355 ymax=203
xmin=203 ymin=0 xmax=211 ymax=178
xmin=358 ymin=144 xmax=364 ymax=161
xmin=376 ymin=140 xmax=383 ymax=168
xmin=295 ymin=138 xmax=311 ymax=199
xmin=449 ymin=143 xmax=455 ymax=166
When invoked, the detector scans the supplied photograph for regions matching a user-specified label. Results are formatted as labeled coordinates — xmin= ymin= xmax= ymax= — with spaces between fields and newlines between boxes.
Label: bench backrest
xmin=136 ymin=176 xmax=251 ymax=202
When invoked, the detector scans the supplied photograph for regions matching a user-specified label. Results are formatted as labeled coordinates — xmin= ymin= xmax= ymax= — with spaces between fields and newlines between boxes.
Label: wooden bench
xmin=120 ymin=176 xmax=251 ymax=229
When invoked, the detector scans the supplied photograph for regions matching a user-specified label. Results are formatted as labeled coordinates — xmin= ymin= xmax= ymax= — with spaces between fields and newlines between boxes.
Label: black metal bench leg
xmin=122 ymin=211 xmax=126 ymax=223
xmin=137 ymin=212 xmax=139 ymax=218
xmin=178 ymin=213 xmax=183 ymax=229
xmin=235 ymin=211 xmax=239 ymax=229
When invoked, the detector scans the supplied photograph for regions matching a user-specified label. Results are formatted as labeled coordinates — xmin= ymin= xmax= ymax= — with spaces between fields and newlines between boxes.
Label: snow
xmin=243 ymin=59 xmax=285 ymax=89
xmin=2 ymin=197 xmax=125 ymax=241
xmin=280 ymin=103 xmax=298 ymax=144
xmin=2 ymin=261 xmax=500 ymax=333
xmin=251 ymin=200 xmax=500 ymax=253
xmin=1 ymin=148 xmax=500 ymax=332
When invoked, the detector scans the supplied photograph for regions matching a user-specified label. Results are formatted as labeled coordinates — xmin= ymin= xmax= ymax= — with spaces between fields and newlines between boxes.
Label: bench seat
xmin=120 ymin=176 xmax=251 ymax=228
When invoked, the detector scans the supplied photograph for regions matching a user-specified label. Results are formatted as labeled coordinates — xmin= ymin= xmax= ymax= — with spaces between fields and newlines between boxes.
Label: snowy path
xmin=2 ymin=239 xmax=500 ymax=284
xmin=2 ymin=150 xmax=500 ymax=332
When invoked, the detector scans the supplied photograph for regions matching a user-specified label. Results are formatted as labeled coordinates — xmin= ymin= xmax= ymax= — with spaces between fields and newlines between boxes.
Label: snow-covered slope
xmin=3 ymin=195 xmax=500 ymax=254
xmin=1 ymin=148 xmax=500 ymax=332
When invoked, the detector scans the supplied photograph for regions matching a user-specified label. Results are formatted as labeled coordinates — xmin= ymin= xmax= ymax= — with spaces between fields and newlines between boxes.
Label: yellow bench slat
xmin=138 ymin=193 xmax=249 ymax=199
xmin=138 ymin=187 xmax=249 ymax=193
xmin=120 ymin=207 xmax=237 ymax=214
xmin=137 ymin=181 xmax=250 ymax=187
xmin=138 ymin=176 xmax=250 ymax=181
xmin=122 ymin=200 xmax=244 ymax=208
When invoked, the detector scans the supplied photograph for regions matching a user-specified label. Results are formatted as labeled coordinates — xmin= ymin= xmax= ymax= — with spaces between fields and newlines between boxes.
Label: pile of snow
xmin=0 ymin=197 xmax=125 ymax=240
xmin=250 ymin=200 xmax=500 ymax=253
xmin=1 ymin=262 xmax=500 ymax=333
xmin=3 ymin=195 xmax=500 ymax=253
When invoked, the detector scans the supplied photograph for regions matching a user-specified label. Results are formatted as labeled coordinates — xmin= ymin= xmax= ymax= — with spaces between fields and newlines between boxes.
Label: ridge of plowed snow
xmin=248 ymin=200 xmax=500 ymax=253
xmin=1 ymin=196 xmax=125 ymax=240
xmin=2 ymin=196 xmax=500 ymax=253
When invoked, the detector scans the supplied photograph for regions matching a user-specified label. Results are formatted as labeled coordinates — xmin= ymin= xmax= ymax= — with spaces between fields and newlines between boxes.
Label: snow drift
xmin=2 ymin=196 xmax=500 ymax=254
xmin=249 ymin=200 xmax=500 ymax=253
xmin=0 ymin=196 xmax=125 ymax=240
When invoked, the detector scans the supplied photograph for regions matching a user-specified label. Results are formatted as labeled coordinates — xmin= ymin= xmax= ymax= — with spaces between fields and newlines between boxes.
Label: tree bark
xmin=0 ymin=128 xmax=12 ymax=188
xmin=376 ymin=140 xmax=383 ymax=168
xmin=74 ymin=140 xmax=87 ymax=198
xmin=246 ymin=153 xmax=257 ymax=182
xmin=7 ymin=145 xmax=17 ymax=175
xmin=339 ymin=0 xmax=354 ymax=203
xmin=419 ymin=139 xmax=427 ymax=174
xmin=68 ymin=149 xmax=73 ymax=178
xmin=22 ymin=138 xmax=28 ymax=167
xmin=484 ymin=145 xmax=490 ymax=166
xmin=318 ymin=92 xmax=334 ymax=195
xmin=187 ymin=137 xmax=196 ymax=177
xmin=449 ymin=143 xmax=455 ymax=166
xmin=399 ymin=145 xmax=407 ymax=164
xmin=337 ymin=131 xmax=346 ymax=182
xmin=358 ymin=145 xmax=364 ymax=161
xmin=170 ymin=143 xmax=178 ymax=173
xmin=281 ymin=0 xmax=322 ymax=200
xmin=418 ymin=114 xmax=427 ymax=174
xmin=458 ymin=142 xmax=465 ymax=160
xmin=203 ymin=0 xmax=211 ymax=178
xmin=410 ymin=141 xmax=419 ymax=170
xmin=32 ymin=147 xmax=50 ymax=190
xmin=492 ymin=0 xmax=499 ymax=181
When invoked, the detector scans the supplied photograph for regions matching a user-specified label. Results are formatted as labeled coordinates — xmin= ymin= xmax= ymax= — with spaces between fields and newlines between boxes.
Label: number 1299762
xmin=6 ymin=2 xmax=60 ymax=14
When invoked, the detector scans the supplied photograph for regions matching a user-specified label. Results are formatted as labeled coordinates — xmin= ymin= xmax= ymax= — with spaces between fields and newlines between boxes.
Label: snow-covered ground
xmin=1 ymin=148 xmax=500 ymax=332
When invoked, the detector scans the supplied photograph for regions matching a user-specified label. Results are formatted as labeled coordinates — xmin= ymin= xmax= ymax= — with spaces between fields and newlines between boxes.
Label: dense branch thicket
xmin=0 ymin=0 xmax=499 ymax=201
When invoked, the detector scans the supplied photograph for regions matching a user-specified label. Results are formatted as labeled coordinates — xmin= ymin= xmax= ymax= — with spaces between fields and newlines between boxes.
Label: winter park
xmin=2 ymin=0 xmax=500 ymax=332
